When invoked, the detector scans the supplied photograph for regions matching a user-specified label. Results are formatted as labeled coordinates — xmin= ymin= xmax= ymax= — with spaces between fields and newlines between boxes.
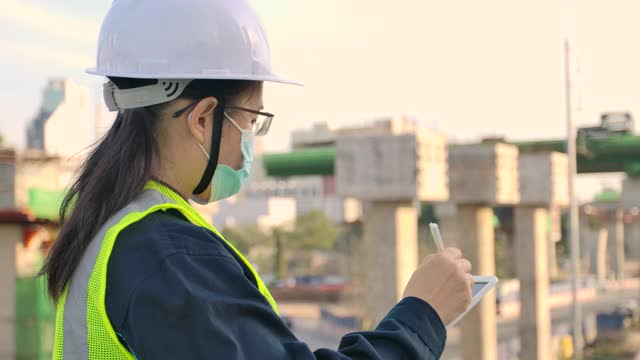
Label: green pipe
xmin=513 ymin=135 xmax=640 ymax=156
xmin=587 ymin=135 xmax=640 ymax=155
xmin=264 ymin=135 xmax=640 ymax=177
xmin=513 ymin=140 xmax=565 ymax=153
xmin=263 ymin=147 xmax=336 ymax=177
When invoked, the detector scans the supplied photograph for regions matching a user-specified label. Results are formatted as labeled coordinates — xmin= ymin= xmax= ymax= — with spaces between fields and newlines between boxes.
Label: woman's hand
xmin=402 ymin=247 xmax=474 ymax=326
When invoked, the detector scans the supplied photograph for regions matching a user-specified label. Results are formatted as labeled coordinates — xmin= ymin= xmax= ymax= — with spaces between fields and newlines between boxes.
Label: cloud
xmin=0 ymin=0 xmax=100 ymax=43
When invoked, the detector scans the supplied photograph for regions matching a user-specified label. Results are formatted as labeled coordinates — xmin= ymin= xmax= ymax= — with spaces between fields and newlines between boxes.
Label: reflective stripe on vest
xmin=53 ymin=181 xmax=278 ymax=359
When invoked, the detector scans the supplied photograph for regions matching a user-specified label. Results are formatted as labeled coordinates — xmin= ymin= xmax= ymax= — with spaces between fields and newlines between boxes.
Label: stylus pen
xmin=429 ymin=223 xmax=445 ymax=252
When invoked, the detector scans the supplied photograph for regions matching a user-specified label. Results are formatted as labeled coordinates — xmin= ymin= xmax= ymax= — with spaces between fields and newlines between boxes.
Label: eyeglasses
xmin=173 ymin=100 xmax=274 ymax=136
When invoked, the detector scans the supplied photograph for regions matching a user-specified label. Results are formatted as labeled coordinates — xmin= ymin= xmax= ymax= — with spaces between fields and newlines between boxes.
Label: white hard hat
xmin=87 ymin=0 xmax=299 ymax=111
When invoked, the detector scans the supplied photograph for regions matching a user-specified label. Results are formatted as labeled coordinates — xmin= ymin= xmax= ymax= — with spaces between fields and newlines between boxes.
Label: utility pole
xmin=565 ymin=38 xmax=584 ymax=358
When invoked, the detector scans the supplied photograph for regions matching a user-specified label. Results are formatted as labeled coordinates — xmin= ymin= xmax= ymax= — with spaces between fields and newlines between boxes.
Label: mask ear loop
xmin=224 ymin=112 xmax=243 ymax=131
xmin=189 ymin=112 xmax=211 ymax=160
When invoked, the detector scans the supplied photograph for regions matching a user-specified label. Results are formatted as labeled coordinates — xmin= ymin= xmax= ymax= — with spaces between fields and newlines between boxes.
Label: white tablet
xmin=446 ymin=275 xmax=499 ymax=330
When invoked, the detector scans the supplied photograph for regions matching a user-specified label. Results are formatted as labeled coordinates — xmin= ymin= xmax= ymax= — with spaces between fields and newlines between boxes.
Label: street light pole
xmin=565 ymin=37 xmax=584 ymax=358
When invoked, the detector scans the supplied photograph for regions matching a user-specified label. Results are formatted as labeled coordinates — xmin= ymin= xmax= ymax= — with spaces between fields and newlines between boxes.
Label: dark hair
xmin=41 ymin=78 xmax=259 ymax=302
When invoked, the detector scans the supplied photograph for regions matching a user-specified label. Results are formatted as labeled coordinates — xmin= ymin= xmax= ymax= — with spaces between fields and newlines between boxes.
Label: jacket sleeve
xmin=119 ymin=252 xmax=447 ymax=359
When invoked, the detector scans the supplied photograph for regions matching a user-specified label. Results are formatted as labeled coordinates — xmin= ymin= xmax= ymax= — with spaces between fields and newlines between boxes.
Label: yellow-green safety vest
xmin=52 ymin=180 xmax=278 ymax=359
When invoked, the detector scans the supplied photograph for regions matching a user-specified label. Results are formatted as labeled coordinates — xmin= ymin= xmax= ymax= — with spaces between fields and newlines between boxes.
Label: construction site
xmin=2 ymin=1 xmax=640 ymax=359
xmin=1 ymin=104 xmax=640 ymax=358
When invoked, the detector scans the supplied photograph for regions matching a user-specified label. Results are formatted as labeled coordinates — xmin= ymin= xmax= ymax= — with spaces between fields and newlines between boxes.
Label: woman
xmin=41 ymin=0 xmax=475 ymax=358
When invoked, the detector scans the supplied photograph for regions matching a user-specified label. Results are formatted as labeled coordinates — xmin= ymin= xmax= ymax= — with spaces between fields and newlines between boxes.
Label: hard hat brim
xmin=86 ymin=68 xmax=302 ymax=86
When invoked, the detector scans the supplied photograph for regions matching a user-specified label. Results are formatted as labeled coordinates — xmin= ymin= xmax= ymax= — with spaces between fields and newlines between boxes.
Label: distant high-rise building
xmin=26 ymin=79 xmax=65 ymax=150
xmin=26 ymin=79 xmax=95 ymax=158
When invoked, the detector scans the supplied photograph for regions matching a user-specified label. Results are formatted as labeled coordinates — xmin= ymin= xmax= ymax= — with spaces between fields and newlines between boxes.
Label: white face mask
xmin=191 ymin=112 xmax=254 ymax=204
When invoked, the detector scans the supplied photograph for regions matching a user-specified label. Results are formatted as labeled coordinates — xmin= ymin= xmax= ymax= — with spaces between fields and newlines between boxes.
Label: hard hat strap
xmin=193 ymin=94 xmax=225 ymax=195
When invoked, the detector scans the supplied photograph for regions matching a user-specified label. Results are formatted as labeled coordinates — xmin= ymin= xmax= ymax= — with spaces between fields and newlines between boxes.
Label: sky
xmin=1 ymin=0 xmax=638 ymax=198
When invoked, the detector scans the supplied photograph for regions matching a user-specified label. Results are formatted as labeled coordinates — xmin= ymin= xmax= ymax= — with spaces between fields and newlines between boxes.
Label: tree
xmin=334 ymin=220 xmax=362 ymax=254
xmin=223 ymin=211 xmax=340 ymax=280
xmin=222 ymin=224 xmax=271 ymax=254
xmin=287 ymin=211 xmax=338 ymax=251
xmin=417 ymin=203 xmax=439 ymax=259
xmin=270 ymin=211 xmax=339 ymax=280
xmin=272 ymin=228 xmax=287 ymax=281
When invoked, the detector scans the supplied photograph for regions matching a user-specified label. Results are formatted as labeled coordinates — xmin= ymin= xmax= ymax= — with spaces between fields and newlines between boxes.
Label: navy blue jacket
xmin=106 ymin=208 xmax=447 ymax=359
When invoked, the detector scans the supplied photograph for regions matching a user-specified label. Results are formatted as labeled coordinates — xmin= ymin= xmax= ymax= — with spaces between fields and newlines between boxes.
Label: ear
xmin=187 ymin=97 xmax=219 ymax=144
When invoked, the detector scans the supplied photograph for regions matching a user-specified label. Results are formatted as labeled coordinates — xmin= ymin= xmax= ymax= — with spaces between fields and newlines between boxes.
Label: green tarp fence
xmin=27 ymin=188 xmax=65 ymax=220
xmin=15 ymin=273 xmax=55 ymax=359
